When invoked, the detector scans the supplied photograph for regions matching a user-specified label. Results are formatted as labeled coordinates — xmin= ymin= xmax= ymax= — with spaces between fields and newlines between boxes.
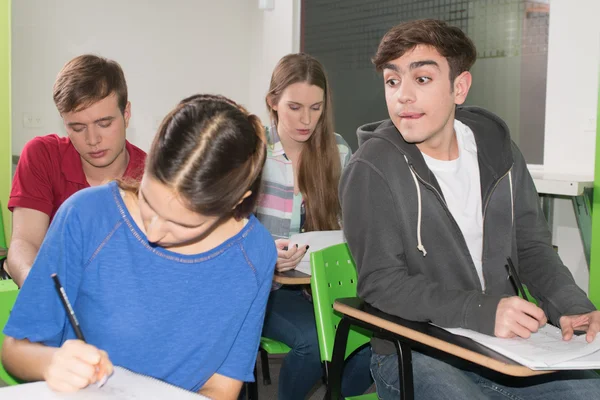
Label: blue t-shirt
xmin=4 ymin=181 xmax=277 ymax=392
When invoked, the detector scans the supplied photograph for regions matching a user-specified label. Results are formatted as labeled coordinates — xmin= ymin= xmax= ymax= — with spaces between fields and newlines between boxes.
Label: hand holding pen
xmin=494 ymin=258 xmax=547 ymax=339
xmin=44 ymin=274 xmax=113 ymax=393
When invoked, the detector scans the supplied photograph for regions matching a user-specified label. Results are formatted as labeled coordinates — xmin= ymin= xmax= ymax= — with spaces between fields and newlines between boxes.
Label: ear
xmin=123 ymin=101 xmax=132 ymax=128
xmin=267 ymin=95 xmax=278 ymax=112
xmin=234 ymin=190 xmax=252 ymax=208
xmin=453 ymin=71 xmax=472 ymax=105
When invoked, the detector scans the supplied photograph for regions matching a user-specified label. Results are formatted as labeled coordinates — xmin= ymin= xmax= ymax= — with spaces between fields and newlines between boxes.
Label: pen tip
xmin=51 ymin=273 xmax=57 ymax=278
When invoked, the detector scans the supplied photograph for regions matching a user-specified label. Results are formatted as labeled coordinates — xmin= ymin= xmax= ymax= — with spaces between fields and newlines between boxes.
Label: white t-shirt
xmin=422 ymin=120 xmax=485 ymax=289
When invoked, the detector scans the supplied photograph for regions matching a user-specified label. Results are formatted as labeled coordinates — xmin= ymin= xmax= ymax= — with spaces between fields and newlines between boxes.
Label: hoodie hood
xmin=356 ymin=106 xmax=514 ymax=203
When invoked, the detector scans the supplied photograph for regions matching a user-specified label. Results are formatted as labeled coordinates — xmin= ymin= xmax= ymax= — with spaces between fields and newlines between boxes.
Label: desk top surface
xmin=273 ymin=269 xmax=311 ymax=285
xmin=528 ymin=167 xmax=593 ymax=196
xmin=334 ymin=297 xmax=552 ymax=377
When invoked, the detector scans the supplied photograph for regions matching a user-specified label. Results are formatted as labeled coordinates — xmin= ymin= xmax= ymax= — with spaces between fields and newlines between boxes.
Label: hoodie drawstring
xmin=508 ymin=170 xmax=514 ymax=227
xmin=405 ymin=156 xmax=427 ymax=256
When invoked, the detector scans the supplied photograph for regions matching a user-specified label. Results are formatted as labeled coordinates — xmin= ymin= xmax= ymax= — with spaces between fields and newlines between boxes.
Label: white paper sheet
xmin=0 ymin=366 xmax=208 ymax=400
xmin=288 ymin=230 xmax=346 ymax=275
xmin=443 ymin=324 xmax=600 ymax=370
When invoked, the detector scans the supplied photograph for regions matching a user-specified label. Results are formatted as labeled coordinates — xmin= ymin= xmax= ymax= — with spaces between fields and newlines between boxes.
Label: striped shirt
xmin=256 ymin=125 xmax=352 ymax=240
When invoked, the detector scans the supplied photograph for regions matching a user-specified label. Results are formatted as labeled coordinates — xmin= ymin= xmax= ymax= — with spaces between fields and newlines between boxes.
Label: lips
xmin=399 ymin=112 xmax=424 ymax=119
xmin=296 ymin=129 xmax=311 ymax=135
xmin=89 ymin=150 xmax=107 ymax=159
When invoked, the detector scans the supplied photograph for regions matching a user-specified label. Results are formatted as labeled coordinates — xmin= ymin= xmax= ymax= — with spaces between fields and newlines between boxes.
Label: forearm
xmin=198 ymin=374 xmax=242 ymax=399
xmin=2 ymin=337 xmax=57 ymax=382
xmin=6 ymin=239 xmax=40 ymax=287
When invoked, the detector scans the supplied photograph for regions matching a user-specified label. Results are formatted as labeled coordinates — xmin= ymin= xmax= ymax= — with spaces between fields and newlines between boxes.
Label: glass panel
xmin=303 ymin=0 xmax=549 ymax=164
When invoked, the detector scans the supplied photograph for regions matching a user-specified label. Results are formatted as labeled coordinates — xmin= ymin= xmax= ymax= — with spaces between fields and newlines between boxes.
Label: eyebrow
xmin=66 ymin=116 xmax=115 ymax=127
xmin=287 ymin=101 xmax=324 ymax=107
xmin=383 ymin=60 xmax=440 ymax=72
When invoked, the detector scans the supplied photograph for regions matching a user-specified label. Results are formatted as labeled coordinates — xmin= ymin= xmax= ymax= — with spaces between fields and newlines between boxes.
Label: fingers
xmin=45 ymin=340 xmax=111 ymax=392
xmin=274 ymin=239 xmax=290 ymax=250
xmin=561 ymin=313 xmax=600 ymax=343
xmin=495 ymin=297 xmax=547 ymax=339
xmin=96 ymin=350 xmax=114 ymax=387
xmin=586 ymin=318 xmax=600 ymax=343
xmin=276 ymin=244 xmax=308 ymax=271
xmin=518 ymin=300 xmax=546 ymax=325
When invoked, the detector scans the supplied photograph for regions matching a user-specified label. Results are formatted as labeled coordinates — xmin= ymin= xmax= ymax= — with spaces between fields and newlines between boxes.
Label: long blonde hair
xmin=266 ymin=53 xmax=341 ymax=231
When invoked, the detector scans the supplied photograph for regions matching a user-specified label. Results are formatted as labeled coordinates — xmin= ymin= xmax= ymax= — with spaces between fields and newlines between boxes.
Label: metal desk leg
xmin=327 ymin=316 xmax=351 ymax=400
xmin=394 ymin=340 xmax=414 ymax=400
xmin=572 ymin=187 xmax=593 ymax=267
xmin=540 ymin=194 xmax=554 ymax=239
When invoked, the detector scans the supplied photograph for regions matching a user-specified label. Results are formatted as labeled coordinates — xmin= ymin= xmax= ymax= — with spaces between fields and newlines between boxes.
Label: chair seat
xmin=259 ymin=337 xmax=291 ymax=354
xmin=347 ymin=393 xmax=379 ymax=400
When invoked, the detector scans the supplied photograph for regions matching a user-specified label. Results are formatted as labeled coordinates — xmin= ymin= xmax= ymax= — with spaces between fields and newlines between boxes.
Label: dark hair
xmin=53 ymin=54 xmax=128 ymax=114
xmin=144 ymin=94 xmax=266 ymax=220
xmin=373 ymin=19 xmax=476 ymax=83
xmin=266 ymin=53 xmax=341 ymax=231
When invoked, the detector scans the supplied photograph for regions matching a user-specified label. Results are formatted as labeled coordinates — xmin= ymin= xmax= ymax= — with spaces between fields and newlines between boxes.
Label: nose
xmin=85 ymin=126 xmax=102 ymax=147
xmin=300 ymin=108 xmax=311 ymax=126
xmin=145 ymin=215 xmax=166 ymax=243
xmin=396 ymin=81 xmax=416 ymax=104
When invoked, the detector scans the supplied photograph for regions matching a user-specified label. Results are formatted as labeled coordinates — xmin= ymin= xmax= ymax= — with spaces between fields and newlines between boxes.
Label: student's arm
xmin=6 ymin=208 xmax=50 ymax=287
xmin=2 ymin=337 xmax=112 ymax=392
xmin=198 ymin=373 xmax=243 ymax=399
xmin=6 ymin=138 xmax=57 ymax=286
xmin=209 ymin=244 xmax=276 ymax=395
xmin=2 ymin=196 xmax=97 ymax=391
xmin=340 ymin=158 xmax=504 ymax=335
xmin=511 ymin=142 xmax=596 ymax=325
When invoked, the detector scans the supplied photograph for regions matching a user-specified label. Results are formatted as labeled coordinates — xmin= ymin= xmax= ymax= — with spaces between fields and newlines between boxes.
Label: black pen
xmin=52 ymin=273 xmax=86 ymax=342
xmin=506 ymin=257 xmax=528 ymax=301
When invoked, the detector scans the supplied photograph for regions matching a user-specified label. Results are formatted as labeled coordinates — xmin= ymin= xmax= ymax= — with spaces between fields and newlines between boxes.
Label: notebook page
xmin=443 ymin=324 xmax=600 ymax=369
xmin=0 ymin=366 xmax=209 ymax=400
xmin=289 ymin=230 xmax=345 ymax=275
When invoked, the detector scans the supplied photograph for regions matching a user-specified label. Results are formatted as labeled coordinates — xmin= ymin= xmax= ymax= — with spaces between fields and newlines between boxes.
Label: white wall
xmin=544 ymin=0 xmax=600 ymax=176
xmin=248 ymin=0 xmax=301 ymax=124
xmin=543 ymin=0 xmax=600 ymax=294
xmin=11 ymin=0 xmax=299 ymax=154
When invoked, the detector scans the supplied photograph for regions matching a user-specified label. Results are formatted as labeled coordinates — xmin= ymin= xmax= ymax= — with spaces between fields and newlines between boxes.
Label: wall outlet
xmin=22 ymin=113 xmax=43 ymax=129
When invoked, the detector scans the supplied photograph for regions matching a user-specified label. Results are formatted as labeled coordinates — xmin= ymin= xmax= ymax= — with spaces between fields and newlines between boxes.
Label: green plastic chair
xmin=258 ymin=336 xmax=290 ymax=385
xmin=244 ymin=331 xmax=291 ymax=399
xmin=0 ymin=279 xmax=21 ymax=385
xmin=310 ymin=243 xmax=377 ymax=400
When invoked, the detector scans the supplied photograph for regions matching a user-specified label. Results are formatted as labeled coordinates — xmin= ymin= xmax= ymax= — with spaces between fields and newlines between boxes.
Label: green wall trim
xmin=590 ymin=64 xmax=600 ymax=307
xmin=0 ymin=0 xmax=11 ymax=244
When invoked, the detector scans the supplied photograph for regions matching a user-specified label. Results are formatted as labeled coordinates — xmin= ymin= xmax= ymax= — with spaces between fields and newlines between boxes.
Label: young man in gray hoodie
xmin=339 ymin=19 xmax=600 ymax=399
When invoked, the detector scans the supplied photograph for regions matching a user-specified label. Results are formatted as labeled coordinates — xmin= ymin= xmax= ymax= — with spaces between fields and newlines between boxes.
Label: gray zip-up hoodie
xmin=339 ymin=106 xmax=596 ymax=355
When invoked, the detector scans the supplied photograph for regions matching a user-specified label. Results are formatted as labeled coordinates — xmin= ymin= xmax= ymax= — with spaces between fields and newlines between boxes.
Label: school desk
xmin=273 ymin=269 xmax=311 ymax=285
xmin=327 ymin=297 xmax=553 ymax=400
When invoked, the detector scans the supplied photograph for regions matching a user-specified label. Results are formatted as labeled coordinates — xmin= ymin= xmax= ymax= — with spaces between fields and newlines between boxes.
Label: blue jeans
xmin=371 ymin=350 xmax=600 ymax=400
xmin=262 ymin=287 xmax=373 ymax=400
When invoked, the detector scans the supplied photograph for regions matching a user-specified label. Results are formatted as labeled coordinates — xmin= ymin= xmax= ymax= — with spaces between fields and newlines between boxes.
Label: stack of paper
xmin=444 ymin=324 xmax=600 ymax=370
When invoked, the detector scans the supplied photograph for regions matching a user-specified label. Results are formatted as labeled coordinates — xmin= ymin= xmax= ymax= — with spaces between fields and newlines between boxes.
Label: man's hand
xmin=560 ymin=311 xmax=600 ymax=343
xmin=494 ymin=296 xmax=547 ymax=338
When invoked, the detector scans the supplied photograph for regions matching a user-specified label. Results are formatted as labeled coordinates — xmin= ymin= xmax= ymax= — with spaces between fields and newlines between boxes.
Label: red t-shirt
xmin=9 ymin=134 xmax=146 ymax=220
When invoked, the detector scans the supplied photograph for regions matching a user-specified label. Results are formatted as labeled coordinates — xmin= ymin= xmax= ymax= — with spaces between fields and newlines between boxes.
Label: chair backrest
xmin=310 ymin=243 xmax=371 ymax=363
xmin=0 ymin=279 xmax=21 ymax=385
